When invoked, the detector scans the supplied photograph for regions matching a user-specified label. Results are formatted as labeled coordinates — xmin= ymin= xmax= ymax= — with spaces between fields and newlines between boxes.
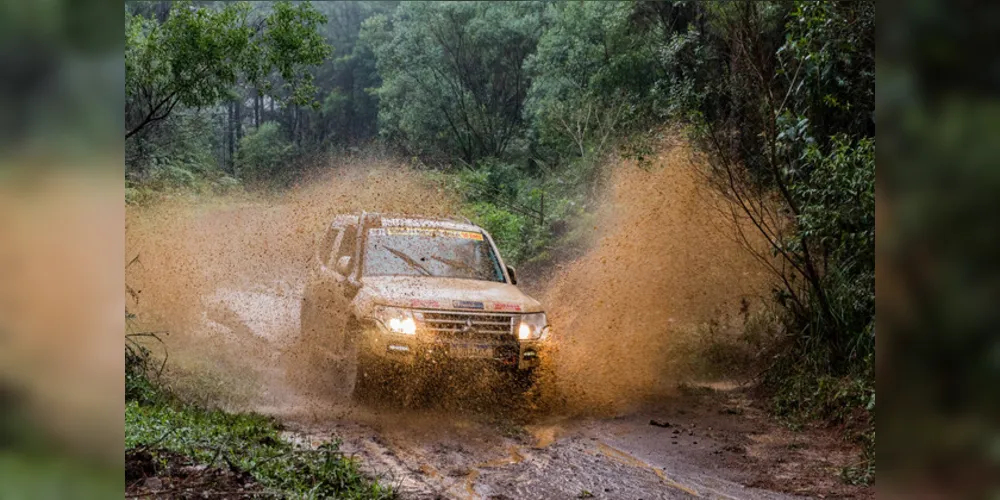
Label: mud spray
xmin=125 ymin=138 xmax=769 ymax=419
xmin=126 ymin=159 xmax=458 ymax=410
xmin=539 ymin=136 xmax=770 ymax=414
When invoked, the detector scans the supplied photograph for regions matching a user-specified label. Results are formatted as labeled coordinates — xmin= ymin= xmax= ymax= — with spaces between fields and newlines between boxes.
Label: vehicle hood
xmin=359 ymin=276 xmax=543 ymax=313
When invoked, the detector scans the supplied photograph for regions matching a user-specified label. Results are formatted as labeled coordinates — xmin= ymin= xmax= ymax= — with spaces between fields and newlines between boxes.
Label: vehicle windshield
xmin=363 ymin=227 xmax=505 ymax=282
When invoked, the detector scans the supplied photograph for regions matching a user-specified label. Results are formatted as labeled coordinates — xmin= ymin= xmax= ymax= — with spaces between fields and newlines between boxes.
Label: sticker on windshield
xmin=375 ymin=227 xmax=484 ymax=240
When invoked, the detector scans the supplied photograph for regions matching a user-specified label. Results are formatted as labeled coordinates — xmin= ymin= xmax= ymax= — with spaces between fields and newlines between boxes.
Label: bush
xmin=124 ymin=319 xmax=390 ymax=497
xmin=126 ymin=401 xmax=392 ymax=498
xmin=468 ymin=201 xmax=529 ymax=264
xmin=237 ymin=122 xmax=297 ymax=182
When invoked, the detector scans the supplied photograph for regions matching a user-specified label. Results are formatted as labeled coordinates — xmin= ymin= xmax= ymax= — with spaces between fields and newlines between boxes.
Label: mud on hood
xmin=360 ymin=276 xmax=543 ymax=313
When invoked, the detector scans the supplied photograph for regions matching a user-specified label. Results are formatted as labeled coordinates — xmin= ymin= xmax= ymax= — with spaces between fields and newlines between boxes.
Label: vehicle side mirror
xmin=337 ymin=256 xmax=352 ymax=275
xmin=506 ymin=265 xmax=517 ymax=285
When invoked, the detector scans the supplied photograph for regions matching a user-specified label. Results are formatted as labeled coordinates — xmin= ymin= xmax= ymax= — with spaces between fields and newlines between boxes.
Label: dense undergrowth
xmin=125 ymin=332 xmax=392 ymax=499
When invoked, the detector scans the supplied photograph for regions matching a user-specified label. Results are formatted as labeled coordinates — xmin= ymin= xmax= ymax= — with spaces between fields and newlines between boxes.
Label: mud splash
xmin=126 ymin=136 xmax=769 ymax=417
xmin=540 ymin=135 xmax=771 ymax=413
xmin=122 ymin=142 xmax=797 ymax=499
xmin=126 ymin=159 xmax=457 ymax=408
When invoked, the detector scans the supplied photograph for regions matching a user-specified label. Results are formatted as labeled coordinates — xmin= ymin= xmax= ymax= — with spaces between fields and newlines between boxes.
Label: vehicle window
xmin=362 ymin=227 xmax=504 ymax=282
xmin=318 ymin=227 xmax=341 ymax=265
xmin=336 ymin=225 xmax=358 ymax=272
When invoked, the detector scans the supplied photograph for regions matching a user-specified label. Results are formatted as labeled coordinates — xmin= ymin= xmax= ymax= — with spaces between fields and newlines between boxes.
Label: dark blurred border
xmin=0 ymin=0 xmax=124 ymax=497
xmin=0 ymin=0 xmax=122 ymax=168
xmin=879 ymin=0 xmax=1000 ymax=495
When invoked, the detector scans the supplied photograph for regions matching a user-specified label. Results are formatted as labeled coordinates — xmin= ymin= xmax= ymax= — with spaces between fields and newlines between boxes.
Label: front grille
xmin=418 ymin=310 xmax=515 ymax=342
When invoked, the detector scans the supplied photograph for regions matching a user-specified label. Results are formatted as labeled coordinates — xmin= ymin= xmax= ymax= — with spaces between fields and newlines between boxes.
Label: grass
xmin=767 ymin=361 xmax=875 ymax=486
xmin=126 ymin=400 xmax=393 ymax=499
xmin=126 ymin=331 xmax=392 ymax=499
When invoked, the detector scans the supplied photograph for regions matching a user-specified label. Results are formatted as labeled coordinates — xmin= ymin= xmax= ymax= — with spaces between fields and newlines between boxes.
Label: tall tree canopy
xmin=125 ymin=1 xmax=330 ymax=140
xmin=361 ymin=2 xmax=545 ymax=165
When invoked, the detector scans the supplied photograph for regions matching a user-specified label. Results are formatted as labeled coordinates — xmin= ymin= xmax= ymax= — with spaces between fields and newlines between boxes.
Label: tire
xmin=286 ymin=297 xmax=329 ymax=397
xmin=289 ymin=297 xmax=354 ymax=399
xmin=509 ymin=368 xmax=537 ymax=394
xmin=351 ymin=348 xmax=377 ymax=402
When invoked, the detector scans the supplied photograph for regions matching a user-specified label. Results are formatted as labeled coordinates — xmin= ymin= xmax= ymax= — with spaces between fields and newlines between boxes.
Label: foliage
xmin=693 ymin=1 xmax=874 ymax=377
xmin=237 ymin=121 xmax=297 ymax=182
xmin=125 ymin=1 xmax=331 ymax=141
xmin=442 ymin=154 xmax=598 ymax=268
xmin=362 ymin=2 xmax=545 ymax=164
xmin=252 ymin=1 xmax=331 ymax=106
xmin=289 ymin=2 xmax=394 ymax=148
xmin=626 ymin=0 xmax=876 ymax=481
xmin=126 ymin=401 xmax=392 ymax=499
xmin=525 ymin=1 xmax=655 ymax=157
xmin=125 ymin=2 xmax=252 ymax=140
xmin=126 ymin=314 xmax=390 ymax=498
xmin=126 ymin=2 xmax=393 ymax=182
xmin=126 ymin=338 xmax=160 ymax=406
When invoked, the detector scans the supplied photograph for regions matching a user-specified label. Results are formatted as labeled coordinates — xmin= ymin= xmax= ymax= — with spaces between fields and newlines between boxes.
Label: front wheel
xmin=287 ymin=297 xmax=357 ymax=400
xmin=510 ymin=368 xmax=537 ymax=392
xmin=351 ymin=348 xmax=377 ymax=401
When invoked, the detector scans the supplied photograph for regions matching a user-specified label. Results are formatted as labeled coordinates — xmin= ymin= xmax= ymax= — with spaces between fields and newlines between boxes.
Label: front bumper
xmin=361 ymin=326 xmax=543 ymax=370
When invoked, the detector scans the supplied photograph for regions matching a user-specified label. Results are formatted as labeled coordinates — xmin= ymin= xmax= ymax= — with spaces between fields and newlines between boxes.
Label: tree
xmin=125 ymin=1 xmax=330 ymax=141
xmin=654 ymin=1 xmax=876 ymax=373
xmin=525 ymin=1 xmax=658 ymax=158
xmin=361 ymin=2 xmax=545 ymax=165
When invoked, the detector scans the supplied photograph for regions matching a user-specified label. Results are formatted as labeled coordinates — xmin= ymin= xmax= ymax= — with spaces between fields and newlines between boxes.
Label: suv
xmin=298 ymin=212 xmax=549 ymax=399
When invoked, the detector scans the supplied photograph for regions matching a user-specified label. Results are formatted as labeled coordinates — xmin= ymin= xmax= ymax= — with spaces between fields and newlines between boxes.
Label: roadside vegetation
xmin=126 ymin=0 xmax=874 ymax=485
xmin=126 ymin=328 xmax=393 ymax=498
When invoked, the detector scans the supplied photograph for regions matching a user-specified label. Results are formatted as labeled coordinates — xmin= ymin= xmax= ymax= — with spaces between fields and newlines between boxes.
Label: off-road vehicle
xmin=298 ymin=212 xmax=549 ymax=399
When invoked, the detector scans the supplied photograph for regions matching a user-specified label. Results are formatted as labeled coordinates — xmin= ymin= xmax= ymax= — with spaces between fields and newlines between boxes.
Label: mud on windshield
xmin=362 ymin=227 xmax=505 ymax=282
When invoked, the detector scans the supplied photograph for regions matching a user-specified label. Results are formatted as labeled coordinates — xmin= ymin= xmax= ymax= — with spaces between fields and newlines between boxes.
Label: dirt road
xmin=185 ymin=281 xmax=868 ymax=500
xmin=282 ymin=399 xmax=790 ymax=500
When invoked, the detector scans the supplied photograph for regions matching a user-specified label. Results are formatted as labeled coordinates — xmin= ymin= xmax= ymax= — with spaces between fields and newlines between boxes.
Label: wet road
xmin=192 ymin=281 xmax=837 ymax=500
xmin=282 ymin=408 xmax=792 ymax=500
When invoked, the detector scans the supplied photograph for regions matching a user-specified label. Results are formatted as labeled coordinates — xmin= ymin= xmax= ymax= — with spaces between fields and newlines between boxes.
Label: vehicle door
xmin=317 ymin=224 xmax=359 ymax=346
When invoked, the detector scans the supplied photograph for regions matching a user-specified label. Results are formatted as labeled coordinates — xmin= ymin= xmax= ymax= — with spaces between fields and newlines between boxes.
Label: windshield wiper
xmin=384 ymin=246 xmax=432 ymax=276
xmin=428 ymin=255 xmax=478 ymax=274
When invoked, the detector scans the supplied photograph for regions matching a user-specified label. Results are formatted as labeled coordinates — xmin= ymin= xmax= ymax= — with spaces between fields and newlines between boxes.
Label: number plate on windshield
xmin=450 ymin=344 xmax=494 ymax=359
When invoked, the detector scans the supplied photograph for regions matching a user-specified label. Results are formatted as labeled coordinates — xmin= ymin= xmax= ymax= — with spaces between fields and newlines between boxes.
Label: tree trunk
xmin=293 ymin=104 xmax=300 ymax=146
xmin=227 ymin=101 xmax=235 ymax=174
xmin=232 ymin=98 xmax=243 ymax=175
xmin=254 ymin=90 xmax=261 ymax=128
xmin=235 ymin=96 xmax=243 ymax=144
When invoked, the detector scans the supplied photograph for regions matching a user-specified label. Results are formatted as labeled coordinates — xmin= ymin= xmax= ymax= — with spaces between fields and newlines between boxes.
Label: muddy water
xmin=125 ymin=144 xmax=789 ymax=499
xmin=197 ymin=280 xmax=790 ymax=500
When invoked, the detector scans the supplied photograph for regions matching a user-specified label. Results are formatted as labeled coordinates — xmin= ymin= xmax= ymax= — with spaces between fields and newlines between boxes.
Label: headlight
xmin=518 ymin=312 xmax=549 ymax=340
xmin=373 ymin=306 xmax=417 ymax=335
